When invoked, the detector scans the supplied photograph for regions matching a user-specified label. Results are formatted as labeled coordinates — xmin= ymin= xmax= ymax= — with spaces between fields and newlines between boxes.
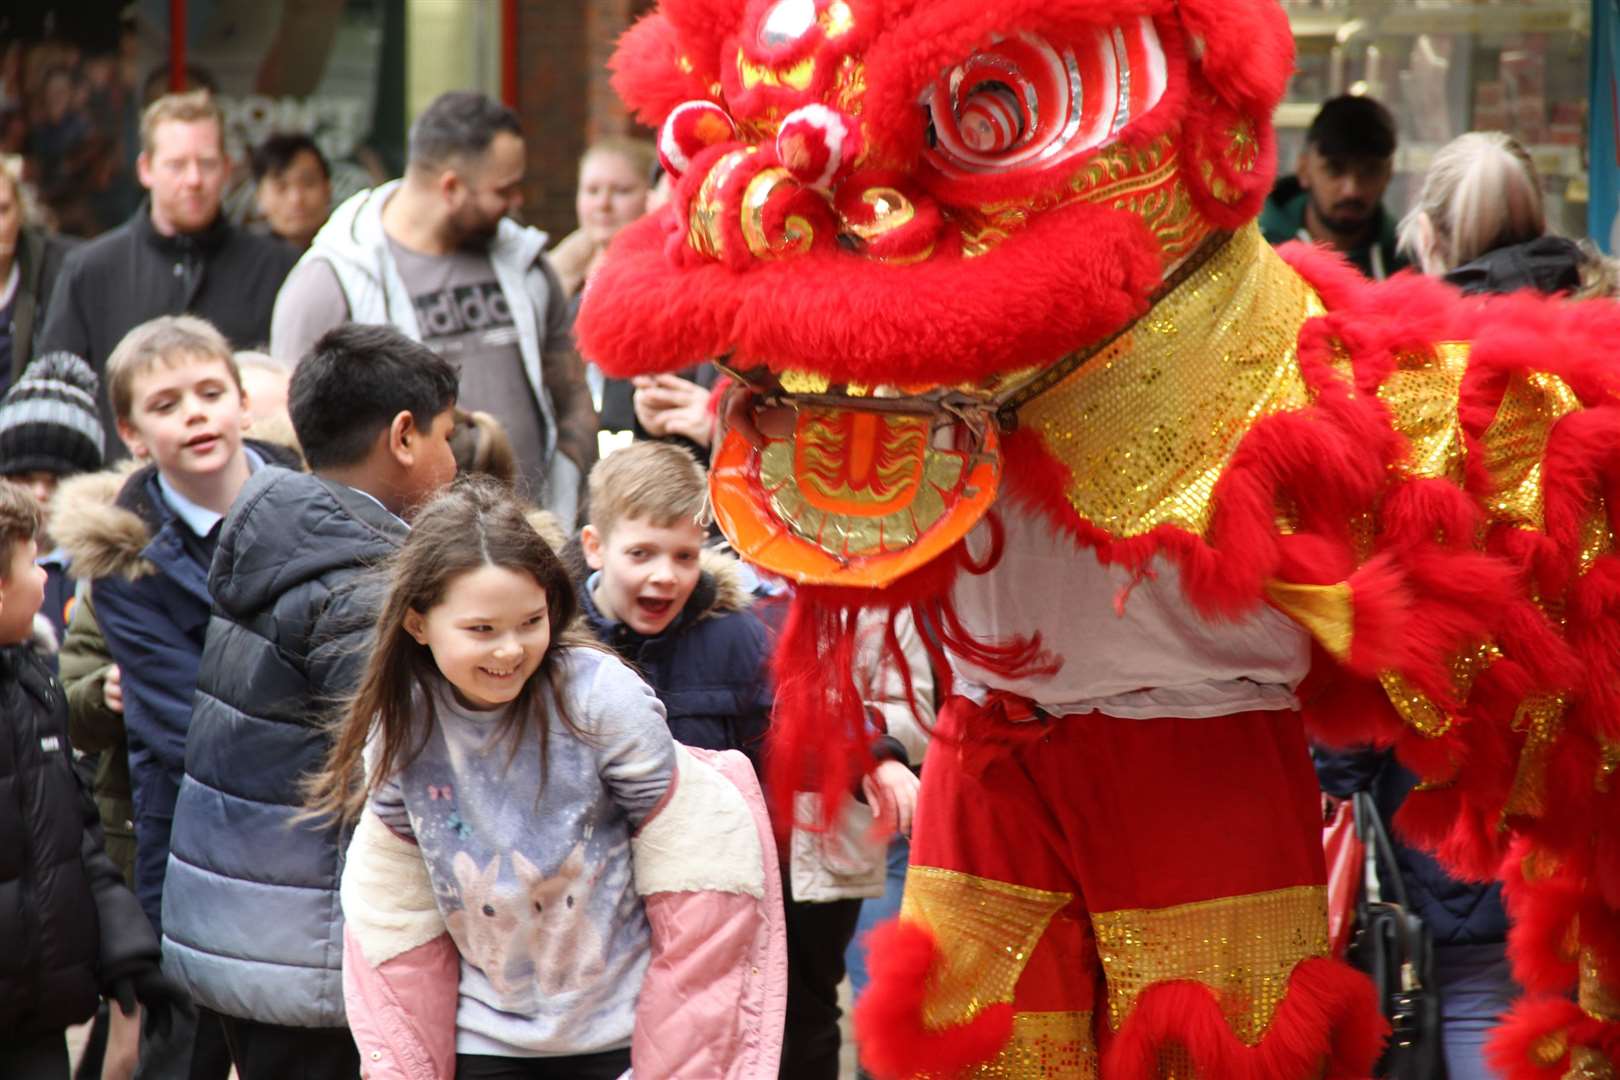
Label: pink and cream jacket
xmin=339 ymin=744 xmax=788 ymax=1080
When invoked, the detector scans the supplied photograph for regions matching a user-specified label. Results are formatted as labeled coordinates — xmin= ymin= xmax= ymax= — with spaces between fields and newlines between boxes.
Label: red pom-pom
xmin=658 ymin=100 xmax=737 ymax=179
xmin=775 ymin=104 xmax=858 ymax=190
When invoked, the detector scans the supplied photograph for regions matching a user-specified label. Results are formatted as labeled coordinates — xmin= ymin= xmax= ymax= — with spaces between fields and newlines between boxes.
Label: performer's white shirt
xmin=949 ymin=504 xmax=1310 ymax=718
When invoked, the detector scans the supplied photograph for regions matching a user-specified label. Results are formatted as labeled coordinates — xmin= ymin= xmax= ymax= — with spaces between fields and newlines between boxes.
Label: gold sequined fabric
xmin=1378 ymin=344 xmax=1472 ymax=483
xmin=1503 ymin=693 xmax=1570 ymax=821
xmin=1090 ymin=884 xmax=1330 ymax=1046
xmin=1581 ymin=948 xmax=1620 ymax=1023
xmin=1017 ymin=223 xmax=1323 ymax=538
xmin=1481 ymin=370 xmax=1584 ymax=531
xmin=1567 ymin=1045 xmax=1618 ymax=1080
xmin=1378 ymin=643 xmax=1500 ymax=740
xmin=935 ymin=1011 xmax=1099 ymax=1079
xmin=900 ymin=866 xmax=1074 ymax=1028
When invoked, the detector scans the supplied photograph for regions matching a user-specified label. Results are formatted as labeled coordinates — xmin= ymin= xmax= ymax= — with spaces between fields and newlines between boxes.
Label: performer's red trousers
xmin=858 ymin=697 xmax=1386 ymax=1079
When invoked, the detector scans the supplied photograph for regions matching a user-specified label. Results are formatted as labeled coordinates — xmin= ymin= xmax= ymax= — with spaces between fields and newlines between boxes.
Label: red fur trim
xmin=1343 ymin=555 xmax=1413 ymax=676
xmin=853 ymin=919 xmax=1015 ymax=1079
xmin=608 ymin=13 xmax=720 ymax=128
xmin=1501 ymin=841 xmax=1582 ymax=993
xmin=1101 ymin=957 xmax=1386 ymax=1080
xmin=1487 ymin=997 xmax=1584 ymax=1080
xmin=578 ymin=199 xmax=1164 ymax=384
xmin=1173 ymin=0 xmax=1295 ymax=120
xmin=1486 ymin=997 xmax=1620 ymax=1080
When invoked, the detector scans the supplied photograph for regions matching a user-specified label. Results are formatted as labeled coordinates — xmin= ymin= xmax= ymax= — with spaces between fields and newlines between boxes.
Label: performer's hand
xmin=103 ymin=664 xmax=124 ymax=714
xmin=716 ymin=381 xmax=795 ymax=448
xmin=863 ymin=760 xmax=920 ymax=838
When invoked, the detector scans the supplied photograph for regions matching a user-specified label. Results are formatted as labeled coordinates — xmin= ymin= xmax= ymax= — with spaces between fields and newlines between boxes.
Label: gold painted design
xmin=900 ymin=866 xmax=1073 ymax=1028
xmin=1379 ymin=344 xmax=1471 ymax=483
xmin=759 ymin=410 xmax=988 ymax=559
xmin=1265 ymin=580 xmax=1353 ymax=662
xmin=1015 ymin=224 xmax=1321 ymax=537
xmin=1379 ymin=642 xmax=1500 ymax=739
xmin=1503 ymin=693 xmax=1571 ymax=821
xmin=1568 ymin=1045 xmax=1618 ymax=1079
xmin=1090 ymin=884 xmax=1330 ymax=1046
xmin=842 ymin=187 xmax=917 ymax=240
xmin=736 ymin=48 xmax=816 ymax=91
xmin=1481 ymin=371 xmax=1584 ymax=530
xmin=689 ymin=148 xmax=754 ymax=258
xmin=741 ymin=166 xmax=816 ymax=259
xmin=944 ymin=1011 xmax=1098 ymax=1079
xmin=959 ymin=137 xmax=1210 ymax=260
xmin=1581 ymin=948 xmax=1620 ymax=1023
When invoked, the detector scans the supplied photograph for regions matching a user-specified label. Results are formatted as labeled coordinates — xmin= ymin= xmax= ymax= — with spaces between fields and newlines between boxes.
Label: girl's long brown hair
xmin=304 ymin=475 xmax=588 ymax=825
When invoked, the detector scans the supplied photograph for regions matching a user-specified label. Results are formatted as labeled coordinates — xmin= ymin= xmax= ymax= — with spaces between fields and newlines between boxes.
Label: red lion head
xmin=578 ymin=0 xmax=1295 ymax=392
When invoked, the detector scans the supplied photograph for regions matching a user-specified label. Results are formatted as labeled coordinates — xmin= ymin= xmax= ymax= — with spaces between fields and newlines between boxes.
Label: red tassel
xmin=853 ymin=920 xmax=1015 ymax=1079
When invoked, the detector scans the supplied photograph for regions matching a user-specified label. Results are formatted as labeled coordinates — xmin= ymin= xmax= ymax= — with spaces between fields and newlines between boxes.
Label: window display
xmin=1276 ymin=0 xmax=1591 ymax=237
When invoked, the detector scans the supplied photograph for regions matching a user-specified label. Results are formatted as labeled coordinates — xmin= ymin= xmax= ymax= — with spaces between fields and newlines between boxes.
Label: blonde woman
xmin=1398 ymin=131 xmax=1617 ymax=298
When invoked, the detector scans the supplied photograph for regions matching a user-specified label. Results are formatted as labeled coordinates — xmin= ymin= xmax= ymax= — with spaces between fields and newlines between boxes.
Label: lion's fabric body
xmin=577 ymin=2 xmax=1620 ymax=1076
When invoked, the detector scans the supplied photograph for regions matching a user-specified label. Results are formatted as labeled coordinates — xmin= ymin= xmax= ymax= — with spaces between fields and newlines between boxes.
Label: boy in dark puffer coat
xmin=0 ymin=484 xmax=177 ymax=1078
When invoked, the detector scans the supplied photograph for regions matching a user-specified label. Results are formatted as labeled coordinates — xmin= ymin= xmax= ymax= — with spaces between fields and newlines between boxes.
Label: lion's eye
xmin=921 ymin=17 xmax=1167 ymax=177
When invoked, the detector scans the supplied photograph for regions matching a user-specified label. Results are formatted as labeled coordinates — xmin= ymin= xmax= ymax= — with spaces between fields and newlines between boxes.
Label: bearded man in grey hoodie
xmin=269 ymin=91 xmax=597 ymax=524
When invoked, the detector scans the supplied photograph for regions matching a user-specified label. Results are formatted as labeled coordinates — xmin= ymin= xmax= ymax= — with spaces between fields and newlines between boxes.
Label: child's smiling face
xmin=405 ymin=563 xmax=551 ymax=711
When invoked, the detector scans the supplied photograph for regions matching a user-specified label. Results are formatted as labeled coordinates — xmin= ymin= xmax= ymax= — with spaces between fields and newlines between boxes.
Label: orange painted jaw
xmin=710 ymin=404 xmax=1001 ymax=586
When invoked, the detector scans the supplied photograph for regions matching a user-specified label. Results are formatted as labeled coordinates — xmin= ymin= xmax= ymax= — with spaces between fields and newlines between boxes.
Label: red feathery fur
xmin=609 ymin=13 xmax=720 ymax=128
xmin=1101 ymin=957 xmax=1386 ymax=1079
xmin=853 ymin=919 xmax=1016 ymax=1079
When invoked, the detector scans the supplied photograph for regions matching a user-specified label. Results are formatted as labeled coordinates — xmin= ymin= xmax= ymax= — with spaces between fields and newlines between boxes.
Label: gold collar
xmin=1015 ymin=222 xmax=1324 ymax=537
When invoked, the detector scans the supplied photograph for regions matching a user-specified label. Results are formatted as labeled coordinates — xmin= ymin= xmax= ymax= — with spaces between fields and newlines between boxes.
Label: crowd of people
xmin=0 ymin=70 xmax=1616 ymax=1080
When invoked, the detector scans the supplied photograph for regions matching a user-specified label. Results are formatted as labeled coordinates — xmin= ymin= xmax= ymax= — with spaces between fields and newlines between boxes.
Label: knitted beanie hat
xmin=0 ymin=352 xmax=106 ymax=477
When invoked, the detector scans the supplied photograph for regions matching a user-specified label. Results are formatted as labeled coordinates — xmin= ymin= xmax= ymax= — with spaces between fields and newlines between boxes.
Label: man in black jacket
xmin=0 ymin=484 xmax=175 ymax=1078
xmin=162 ymin=324 xmax=457 ymax=1079
xmin=37 ymin=91 xmax=297 ymax=458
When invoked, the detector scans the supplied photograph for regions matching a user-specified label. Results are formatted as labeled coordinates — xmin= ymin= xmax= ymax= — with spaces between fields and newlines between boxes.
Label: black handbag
xmin=1347 ymin=790 xmax=1446 ymax=1080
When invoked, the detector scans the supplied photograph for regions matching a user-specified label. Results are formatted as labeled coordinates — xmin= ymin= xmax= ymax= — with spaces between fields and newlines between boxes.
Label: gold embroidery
xmin=1265 ymin=580 xmax=1353 ymax=663
xmin=944 ymin=1011 xmax=1098 ymax=1079
xmin=1503 ymin=693 xmax=1570 ymax=821
xmin=1568 ymin=1045 xmax=1618 ymax=1079
xmin=1581 ymin=948 xmax=1620 ymax=1023
xmin=959 ymin=138 xmax=1212 ymax=260
xmin=1090 ymin=884 xmax=1329 ymax=1045
xmin=1016 ymin=224 xmax=1321 ymax=537
xmin=1378 ymin=344 xmax=1471 ymax=483
xmin=900 ymin=866 xmax=1073 ymax=1028
xmin=1481 ymin=371 xmax=1583 ymax=530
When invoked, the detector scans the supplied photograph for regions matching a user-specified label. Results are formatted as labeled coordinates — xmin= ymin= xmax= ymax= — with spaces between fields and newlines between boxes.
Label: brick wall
xmin=515 ymin=0 xmax=657 ymax=239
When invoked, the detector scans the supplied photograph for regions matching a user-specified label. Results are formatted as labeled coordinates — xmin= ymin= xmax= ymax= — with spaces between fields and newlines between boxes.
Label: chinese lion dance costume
xmin=575 ymin=0 xmax=1620 ymax=1076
